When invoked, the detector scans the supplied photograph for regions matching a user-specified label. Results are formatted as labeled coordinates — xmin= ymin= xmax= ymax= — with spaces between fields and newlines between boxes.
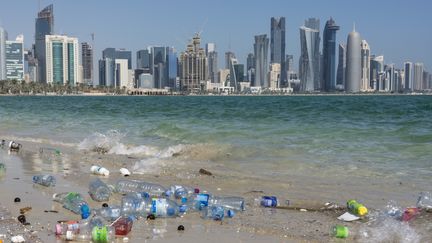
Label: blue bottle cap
xmin=167 ymin=207 xmax=176 ymax=216
xmin=179 ymin=205 xmax=188 ymax=213
xmin=181 ymin=197 xmax=188 ymax=204
xmin=261 ymin=196 xmax=278 ymax=207
xmin=227 ymin=209 xmax=235 ymax=218
xmin=81 ymin=204 xmax=91 ymax=219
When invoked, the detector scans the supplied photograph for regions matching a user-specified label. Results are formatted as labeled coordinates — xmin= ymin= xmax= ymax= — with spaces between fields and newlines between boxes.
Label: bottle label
xmin=66 ymin=230 xmax=74 ymax=240
xmin=92 ymin=226 xmax=108 ymax=243
xmin=261 ymin=196 xmax=278 ymax=207
xmin=195 ymin=194 xmax=209 ymax=207
xmin=151 ymin=198 xmax=167 ymax=216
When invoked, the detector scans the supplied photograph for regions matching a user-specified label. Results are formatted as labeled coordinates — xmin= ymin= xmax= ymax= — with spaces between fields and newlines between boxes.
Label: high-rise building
xmin=270 ymin=17 xmax=286 ymax=86
xmin=81 ymin=42 xmax=93 ymax=85
xmin=268 ymin=63 xmax=281 ymax=89
xmin=151 ymin=46 xmax=169 ymax=88
xmin=0 ymin=26 xmax=7 ymax=80
xmin=322 ymin=18 xmax=339 ymax=92
xmin=384 ymin=64 xmax=395 ymax=91
xmin=225 ymin=51 xmax=235 ymax=70
xmin=299 ymin=19 xmax=320 ymax=92
xmin=103 ymin=48 xmax=132 ymax=69
xmin=136 ymin=49 xmax=151 ymax=70
xmin=286 ymin=54 xmax=294 ymax=73
xmin=5 ymin=35 xmax=24 ymax=80
xmin=370 ymin=55 xmax=384 ymax=90
xmin=423 ymin=71 xmax=430 ymax=90
xmin=99 ymin=48 xmax=132 ymax=87
xmin=206 ymin=43 xmax=218 ymax=83
xmin=45 ymin=35 xmax=79 ymax=85
xmin=179 ymin=33 xmax=208 ymax=92
xmin=404 ymin=62 xmax=413 ymax=91
xmin=35 ymin=4 xmax=54 ymax=83
xmin=229 ymin=58 xmax=244 ymax=90
xmin=253 ymin=34 xmax=269 ymax=87
xmin=99 ymin=58 xmax=114 ymax=87
xmin=246 ymin=53 xmax=255 ymax=84
xmin=361 ymin=40 xmax=370 ymax=91
xmin=336 ymin=43 xmax=346 ymax=87
xmin=413 ymin=63 xmax=424 ymax=91
xmin=167 ymin=47 xmax=177 ymax=88
xmin=345 ymin=27 xmax=361 ymax=92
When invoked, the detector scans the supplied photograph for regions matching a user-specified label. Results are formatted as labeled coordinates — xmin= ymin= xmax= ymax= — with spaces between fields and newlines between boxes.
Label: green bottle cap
xmin=333 ymin=225 xmax=349 ymax=238
xmin=92 ymin=226 xmax=108 ymax=243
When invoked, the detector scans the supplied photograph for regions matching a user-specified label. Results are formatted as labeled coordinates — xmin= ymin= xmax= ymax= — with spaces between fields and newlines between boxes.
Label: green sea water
xmin=0 ymin=95 xmax=431 ymax=185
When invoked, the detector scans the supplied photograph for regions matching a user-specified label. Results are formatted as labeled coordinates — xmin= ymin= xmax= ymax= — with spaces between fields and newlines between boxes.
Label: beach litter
xmin=8 ymin=141 xmax=22 ymax=152
xmin=119 ymin=168 xmax=131 ymax=176
xmin=91 ymin=165 xmax=110 ymax=176
xmin=10 ymin=235 xmax=25 ymax=243
xmin=338 ymin=212 xmax=360 ymax=222
xmin=19 ymin=207 xmax=32 ymax=215
xmin=199 ymin=168 xmax=212 ymax=176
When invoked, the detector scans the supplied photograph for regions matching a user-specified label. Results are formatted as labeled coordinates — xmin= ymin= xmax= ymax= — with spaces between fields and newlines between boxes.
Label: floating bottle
xmin=33 ymin=174 xmax=56 ymax=187
xmin=89 ymin=178 xmax=112 ymax=202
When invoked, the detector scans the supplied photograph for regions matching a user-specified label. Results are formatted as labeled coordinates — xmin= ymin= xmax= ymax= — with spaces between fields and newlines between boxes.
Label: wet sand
xmin=0 ymin=140 xmax=430 ymax=243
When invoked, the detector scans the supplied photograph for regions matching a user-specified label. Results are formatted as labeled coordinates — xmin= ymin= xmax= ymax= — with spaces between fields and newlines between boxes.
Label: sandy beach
xmin=0 ymin=139 xmax=430 ymax=243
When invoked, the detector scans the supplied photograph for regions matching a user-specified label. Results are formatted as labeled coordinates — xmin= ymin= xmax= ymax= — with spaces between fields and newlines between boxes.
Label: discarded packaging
xmin=8 ymin=141 xmax=22 ymax=151
xmin=347 ymin=199 xmax=368 ymax=216
xmin=338 ymin=212 xmax=360 ymax=222
xmin=91 ymin=165 xmax=110 ymax=176
xmin=332 ymin=225 xmax=349 ymax=238
xmin=119 ymin=168 xmax=131 ymax=176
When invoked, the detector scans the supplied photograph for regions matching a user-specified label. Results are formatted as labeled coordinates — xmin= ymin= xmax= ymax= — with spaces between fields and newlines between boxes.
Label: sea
xmin=0 ymin=95 xmax=431 ymax=207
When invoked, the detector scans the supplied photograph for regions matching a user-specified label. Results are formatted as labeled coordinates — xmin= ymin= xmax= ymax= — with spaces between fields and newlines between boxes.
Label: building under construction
xmin=179 ymin=33 xmax=208 ymax=92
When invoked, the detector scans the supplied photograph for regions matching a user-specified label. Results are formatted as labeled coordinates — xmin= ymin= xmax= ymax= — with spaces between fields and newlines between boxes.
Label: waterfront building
xmin=5 ymin=35 xmax=24 ymax=80
xmin=322 ymin=18 xmax=339 ymax=92
xmin=361 ymin=40 xmax=371 ymax=91
xmin=370 ymin=55 xmax=384 ymax=90
xmin=413 ymin=63 xmax=424 ymax=91
xmin=138 ymin=73 xmax=153 ymax=89
xmin=206 ymin=43 xmax=218 ymax=83
xmin=218 ymin=69 xmax=230 ymax=86
xmin=229 ymin=58 xmax=244 ymax=90
xmin=179 ymin=33 xmax=208 ymax=92
xmin=270 ymin=17 xmax=286 ymax=86
xmin=35 ymin=4 xmax=54 ymax=83
xmin=167 ymin=47 xmax=177 ymax=88
xmin=45 ymin=35 xmax=78 ymax=85
xmin=225 ymin=51 xmax=235 ymax=70
xmin=299 ymin=18 xmax=320 ymax=92
xmin=336 ymin=43 xmax=346 ymax=88
xmin=81 ymin=42 xmax=93 ymax=85
xmin=136 ymin=49 xmax=151 ymax=71
xmin=99 ymin=48 xmax=132 ymax=87
xmin=345 ymin=27 xmax=361 ymax=92
xmin=286 ymin=54 xmax=294 ymax=74
xmin=0 ymin=26 xmax=7 ymax=80
xmin=151 ymin=46 xmax=168 ymax=88
xmin=253 ymin=34 xmax=269 ymax=87
xmin=246 ymin=53 xmax=255 ymax=85
xmin=404 ymin=62 xmax=413 ymax=91
xmin=103 ymin=48 xmax=132 ymax=69
xmin=269 ymin=63 xmax=281 ymax=89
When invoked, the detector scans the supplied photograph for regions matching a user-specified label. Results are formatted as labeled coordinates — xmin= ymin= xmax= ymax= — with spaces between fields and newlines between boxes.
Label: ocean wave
xmin=108 ymin=143 xmax=159 ymax=156
xmin=0 ymin=135 xmax=76 ymax=148
xmin=132 ymin=157 xmax=166 ymax=174
xmin=78 ymin=130 xmax=124 ymax=152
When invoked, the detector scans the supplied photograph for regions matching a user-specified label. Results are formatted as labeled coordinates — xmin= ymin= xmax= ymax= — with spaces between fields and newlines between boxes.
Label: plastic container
xmin=208 ymin=196 xmax=245 ymax=211
xmin=89 ymin=178 xmax=112 ymax=202
xmin=95 ymin=205 xmax=122 ymax=222
xmin=115 ymin=179 xmax=166 ymax=197
xmin=32 ymin=175 xmax=56 ymax=187
xmin=111 ymin=216 xmax=133 ymax=236
xmin=417 ymin=192 xmax=432 ymax=210
xmin=165 ymin=185 xmax=196 ymax=200
xmin=347 ymin=200 xmax=368 ymax=216
xmin=8 ymin=141 xmax=21 ymax=151
xmin=92 ymin=226 xmax=115 ymax=243
xmin=53 ymin=192 xmax=90 ymax=219
xmin=91 ymin=165 xmax=110 ymax=176
xmin=332 ymin=225 xmax=349 ymax=238
xmin=119 ymin=168 xmax=131 ymax=176
xmin=121 ymin=192 xmax=151 ymax=217
xmin=55 ymin=217 xmax=106 ymax=236
xmin=150 ymin=198 xmax=180 ymax=217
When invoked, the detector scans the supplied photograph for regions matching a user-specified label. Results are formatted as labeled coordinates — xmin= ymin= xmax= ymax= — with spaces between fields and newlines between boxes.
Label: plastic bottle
xmin=115 ymin=179 xmax=166 ymax=197
xmin=202 ymin=206 xmax=235 ymax=221
xmin=150 ymin=198 xmax=180 ymax=217
xmin=55 ymin=216 xmax=106 ymax=236
xmin=121 ymin=192 xmax=151 ymax=217
xmin=53 ymin=192 xmax=90 ymax=219
xmin=8 ymin=141 xmax=21 ymax=151
xmin=0 ymin=163 xmax=6 ymax=177
xmin=92 ymin=226 xmax=115 ymax=243
xmin=119 ymin=168 xmax=131 ymax=176
xmin=89 ymin=178 xmax=112 ymax=202
xmin=417 ymin=192 xmax=432 ymax=210
xmin=259 ymin=196 xmax=279 ymax=207
xmin=95 ymin=205 xmax=122 ymax=222
xmin=111 ymin=216 xmax=133 ymax=236
xmin=332 ymin=225 xmax=349 ymax=238
xmin=208 ymin=196 xmax=245 ymax=211
xmin=32 ymin=174 xmax=56 ymax=187
xmin=91 ymin=165 xmax=110 ymax=176
xmin=347 ymin=200 xmax=368 ymax=216
xmin=165 ymin=185 xmax=197 ymax=200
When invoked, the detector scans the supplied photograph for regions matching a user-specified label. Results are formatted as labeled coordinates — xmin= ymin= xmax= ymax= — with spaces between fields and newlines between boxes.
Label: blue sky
xmin=0 ymin=0 xmax=431 ymax=72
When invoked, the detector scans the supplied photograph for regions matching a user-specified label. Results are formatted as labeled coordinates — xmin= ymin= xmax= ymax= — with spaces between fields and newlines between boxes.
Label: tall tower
xmin=0 ymin=26 xmax=6 ymax=80
xmin=360 ymin=40 xmax=370 ymax=91
xmin=270 ymin=17 xmax=286 ymax=87
xmin=45 ymin=35 xmax=79 ymax=85
xmin=345 ymin=26 xmax=361 ymax=92
xmin=299 ymin=19 xmax=320 ymax=92
xmin=179 ymin=33 xmax=208 ymax=92
xmin=81 ymin=42 xmax=93 ymax=85
xmin=413 ymin=63 xmax=424 ymax=91
xmin=404 ymin=62 xmax=413 ymax=91
xmin=35 ymin=4 xmax=54 ymax=83
xmin=5 ymin=35 xmax=25 ymax=80
xmin=206 ymin=43 xmax=218 ymax=83
xmin=336 ymin=43 xmax=346 ymax=87
xmin=253 ymin=34 xmax=269 ymax=88
xmin=322 ymin=18 xmax=339 ymax=92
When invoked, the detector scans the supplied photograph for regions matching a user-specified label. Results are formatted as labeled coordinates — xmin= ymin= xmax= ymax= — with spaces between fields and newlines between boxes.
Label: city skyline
xmin=0 ymin=0 xmax=430 ymax=74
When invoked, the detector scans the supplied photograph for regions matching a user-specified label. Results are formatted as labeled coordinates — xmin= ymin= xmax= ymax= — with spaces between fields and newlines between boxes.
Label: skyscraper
xmin=413 ymin=63 xmax=424 ymax=91
xmin=179 ymin=33 xmax=208 ymax=92
xmin=81 ymin=42 xmax=93 ymax=85
xmin=299 ymin=19 xmax=320 ymax=92
xmin=404 ymin=62 xmax=413 ymax=91
xmin=286 ymin=54 xmax=294 ymax=74
xmin=206 ymin=43 xmax=218 ymax=83
xmin=136 ymin=49 xmax=151 ymax=70
xmin=229 ymin=57 xmax=243 ymax=90
xmin=345 ymin=27 xmax=361 ymax=92
xmin=361 ymin=40 xmax=370 ymax=91
xmin=336 ymin=43 xmax=346 ymax=87
xmin=270 ymin=17 xmax=286 ymax=86
xmin=167 ymin=47 xmax=177 ymax=88
xmin=0 ymin=26 xmax=6 ymax=80
xmin=225 ymin=51 xmax=235 ymax=70
xmin=370 ymin=55 xmax=384 ymax=90
xmin=99 ymin=48 xmax=131 ymax=87
xmin=151 ymin=46 xmax=169 ymax=88
xmin=45 ymin=35 xmax=79 ymax=85
xmin=253 ymin=34 xmax=269 ymax=87
xmin=322 ymin=18 xmax=339 ymax=92
xmin=35 ymin=4 xmax=54 ymax=83
xmin=246 ymin=53 xmax=255 ymax=84
xmin=5 ymin=35 xmax=24 ymax=80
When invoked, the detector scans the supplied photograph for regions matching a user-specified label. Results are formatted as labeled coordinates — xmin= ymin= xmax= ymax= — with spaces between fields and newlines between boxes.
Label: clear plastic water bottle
xmin=115 ymin=179 xmax=166 ymax=197
xmin=89 ymin=178 xmax=112 ymax=202
xmin=95 ymin=205 xmax=122 ymax=222
xmin=121 ymin=192 xmax=151 ymax=217
xmin=32 ymin=174 xmax=56 ymax=187
xmin=165 ymin=185 xmax=196 ymax=200
xmin=208 ymin=196 xmax=245 ymax=211
xmin=201 ymin=205 xmax=235 ymax=220
xmin=417 ymin=192 xmax=432 ymax=210
xmin=39 ymin=147 xmax=61 ymax=156
xmin=53 ymin=192 xmax=90 ymax=219
xmin=91 ymin=165 xmax=110 ymax=176
xmin=150 ymin=198 xmax=180 ymax=217
xmin=55 ymin=216 xmax=106 ymax=236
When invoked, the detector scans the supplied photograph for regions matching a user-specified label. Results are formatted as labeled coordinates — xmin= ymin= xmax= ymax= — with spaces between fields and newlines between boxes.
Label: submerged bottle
xmin=89 ymin=178 xmax=112 ymax=202
xmin=115 ymin=179 xmax=166 ymax=197
xmin=91 ymin=165 xmax=110 ymax=176
xmin=347 ymin=200 xmax=368 ymax=216
xmin=33 ymin=174 xmax=56 ymax=187
xmin=53 ymin=192 xmax=90 ymax=219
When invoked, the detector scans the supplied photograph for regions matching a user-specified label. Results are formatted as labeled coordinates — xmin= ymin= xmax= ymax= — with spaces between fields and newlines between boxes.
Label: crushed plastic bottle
xmin=89 ymin=178 xmax=112 ymax=202
xmin=32 ymin=174 xmax=56 ymax=187
xmin=115 ymin=179 xmax=166 ymax=197
xmin=121 ymin=192 xmax=151 ymax=217
xmin=91 ymin=165 xmax=110 ymax=176
xmin=55 ymin=216 xmax=106 ymax=236
xmin=165 ymin=185 xmax=196 ymax=200
xmin=417 ymin=192 xmax=432 ymax=210
xmin=111 ymin=216 xmax=133 ymax=236
xmin=208 ymin=195 xmax=245 ymax=211
xmin=53 ymin=192 xmax=90 ymax=219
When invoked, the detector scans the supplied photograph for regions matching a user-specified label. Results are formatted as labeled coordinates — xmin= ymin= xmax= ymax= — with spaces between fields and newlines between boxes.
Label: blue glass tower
xmin=322 ymin=18 xmax=340 ymax=92
xmin=35 ymin=4 xmax=54 ymax=83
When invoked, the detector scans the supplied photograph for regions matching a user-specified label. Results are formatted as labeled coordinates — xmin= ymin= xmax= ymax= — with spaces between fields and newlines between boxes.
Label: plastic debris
xmin=11 ymin=235 xmax=25 ymax=243
xmin=332 ymin=225 xmax=349 ymax=238
xmin=338 ymin=212 xmax=360 ymax=222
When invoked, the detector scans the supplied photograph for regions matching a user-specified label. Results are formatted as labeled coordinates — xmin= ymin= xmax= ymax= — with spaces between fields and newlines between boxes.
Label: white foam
xmin=132 ymin=158 xmax=165 ymax=174
xmin=78 ymin=130 xmax=124 ymax=151
xmin=108 ymin=143 xmax=158 ymax=156
xmin=156 ymin=144 xmax=185 ymax=158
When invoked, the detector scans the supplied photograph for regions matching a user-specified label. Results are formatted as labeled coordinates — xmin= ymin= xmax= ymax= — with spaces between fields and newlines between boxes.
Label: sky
xmin=0 ymin=0 xmax=431 ymax=76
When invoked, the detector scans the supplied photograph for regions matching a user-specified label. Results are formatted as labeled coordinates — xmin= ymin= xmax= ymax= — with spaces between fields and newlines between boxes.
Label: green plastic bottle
xmin=332 ymin=225 xmax=349 ymax=238
xmin=347 ymin=199 xmax=368 ymax=216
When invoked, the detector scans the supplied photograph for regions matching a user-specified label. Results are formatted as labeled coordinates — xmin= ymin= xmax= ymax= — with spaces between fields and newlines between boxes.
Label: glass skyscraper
xmin=299 ymin=18 xmax=320 ymax=92
xmin=322 ymin=18 xmax=339 ymax=92
xmin=270 ymin=17 xmax=286 ymax=87
xmin=253 ymin=34 xmax=269 ymax=87
xmin=0 ymin=26 xmax=7 ymax=80
xmin=45 ymin=35 xmax=78 ymax=85
xmin=5 ymin=35 xmax=24 ymax=80
xmin=81 ymin=42 xmax=93 ymax=85
xmin=35 ymin=4 xmax=54 ymax=83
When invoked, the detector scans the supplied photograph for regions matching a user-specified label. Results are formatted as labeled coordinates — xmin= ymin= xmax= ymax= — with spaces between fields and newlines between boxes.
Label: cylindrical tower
xmin=345 ymin=28 xmax=361 ymax=92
